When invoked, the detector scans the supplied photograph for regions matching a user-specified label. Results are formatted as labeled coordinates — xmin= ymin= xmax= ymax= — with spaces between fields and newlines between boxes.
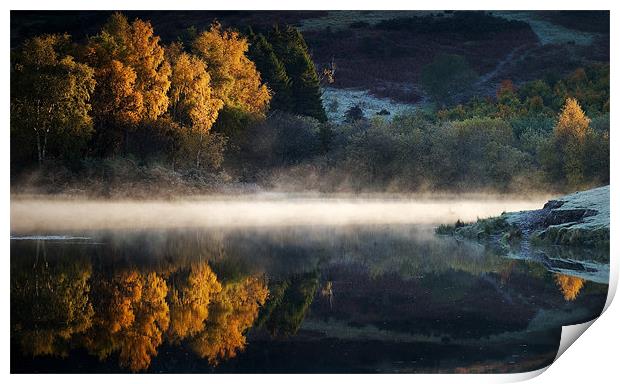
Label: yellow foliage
xmin=555 ymin=98 xmax=591 ymax=143
xmin=191 ymin=275 xmax=268 ymax=365
xmin=554 ymin=273 xmax=586 ymax=301
xmin=193 ymin=22 xmax=270 ymax=115
xmin=167 ymin=262 xmax=222 ymax=341
xmin=93 ymin=60 xmax=144 ymax=126
xmin=168 ymin=51 xmax=223 ymax=131
xmin=87 ymin=13 xmax=171 ymax=126
xmin=126 ymin=19 xmax=171 ymax=120
xmin=88 ymin=270 xmax=170 ymax=372
xmin=553 ymin=98 xmax=592 ymax=186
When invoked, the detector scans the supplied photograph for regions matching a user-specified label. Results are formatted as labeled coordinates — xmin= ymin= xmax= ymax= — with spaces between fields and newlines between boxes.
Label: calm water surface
xmin=11 ymin=223 xmax=608 ymax=373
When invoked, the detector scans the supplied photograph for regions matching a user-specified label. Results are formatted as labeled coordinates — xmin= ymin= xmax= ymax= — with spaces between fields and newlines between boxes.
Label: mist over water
xmin=10 ymin=194 xmax=550 ymax=233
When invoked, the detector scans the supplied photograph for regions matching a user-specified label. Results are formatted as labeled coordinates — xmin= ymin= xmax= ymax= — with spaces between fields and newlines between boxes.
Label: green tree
xmin=11 ymin=34 xmax=96 ymax=166
xmin=269 ymin=25 xmax=327 ymax=122
xmin=261 ymin=272 xmax=319 ymax=336
xmin=247 ymin=30 xmax=292 ymax=112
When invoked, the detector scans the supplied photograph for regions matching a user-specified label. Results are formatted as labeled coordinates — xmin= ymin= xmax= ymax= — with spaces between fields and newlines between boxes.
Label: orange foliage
xmin=191 ymin=276 xmax=268 ymax=365
xmin=93 ymin=60 xmax=144 ymax=126
xmin=88 ymin=270 xmax=170 ymax=372
xmin=87 ymin=13 xmax=171 ymax=126
xmin=555 ymin=98 xmax=591 ymax=143
xmin=167 ymin=263 xmax=222 ymax=341
xmin=554 ymin=273 xmax=586 ymax=301
xmin=168 ymin=51 xmax=223 ymax=131
xmin=193 ymin=22 xmax=270 ymax=115
xmin=496 ymin=79 xmax=516 ymax=99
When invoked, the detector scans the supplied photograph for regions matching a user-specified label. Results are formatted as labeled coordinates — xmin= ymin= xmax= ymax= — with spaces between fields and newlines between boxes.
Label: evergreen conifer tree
xmin=247 ymin=30 xmax=292 ymax=113
xmin=269 ymin=25 xmax=327 ymax=122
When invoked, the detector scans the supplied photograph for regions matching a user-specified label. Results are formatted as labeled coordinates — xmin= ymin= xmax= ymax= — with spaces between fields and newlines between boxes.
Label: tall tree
xmin=269 ymin=25 xmax=327 ymax=122
xmin=246 ymin=30 xmax=292 ymax=112
xmin=166 ymin=46 xmax=225 ymax=168
xmin=11 ymin=251 xmax=94 ymax=357
xmin=85 ymin=13 xmax=171 ymax=154
xmin=553 ymin=98 xmax=591 ymax=186
xmin=192 ymin=22 xmax=270 ymax=115
xmin=166 ymin=262 xmax=222 ymax=342
xmin=11 ymin=34 xmax=96 ymax=166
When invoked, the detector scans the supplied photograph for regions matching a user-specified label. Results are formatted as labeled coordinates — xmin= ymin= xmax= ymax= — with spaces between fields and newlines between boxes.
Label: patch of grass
xmin=438 ymin=215 xmax=519 ymax=242
xmin=435 ymin=219 xmax=466 ymax=235
xmin=532 ymin=225 xmax=609 ymax=249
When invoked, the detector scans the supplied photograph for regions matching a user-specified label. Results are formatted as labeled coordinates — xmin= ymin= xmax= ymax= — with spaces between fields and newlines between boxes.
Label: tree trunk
xmin=36 ymin=131 xmax=42 ymax=167
xmin=42 ymin=130 xmax=47 ymax=164
xmin=196 ymin=134 xmax=204 ymax=169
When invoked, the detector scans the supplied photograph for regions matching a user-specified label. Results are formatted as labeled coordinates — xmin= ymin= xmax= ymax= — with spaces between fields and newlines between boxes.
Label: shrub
xmin=420 ymin=54 xmax=478 ymax=106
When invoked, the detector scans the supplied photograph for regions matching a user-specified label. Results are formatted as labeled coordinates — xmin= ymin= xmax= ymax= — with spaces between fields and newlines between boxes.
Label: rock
xmin=443 ymin=186 xmax=609 ymax=250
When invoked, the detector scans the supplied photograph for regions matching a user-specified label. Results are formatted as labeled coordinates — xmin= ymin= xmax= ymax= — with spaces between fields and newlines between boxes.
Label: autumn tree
xmin=554 ymin=273 xmax=586 ymax=301
xmin=11 ymin=34 xmax=96 ymax=165
xmin=552 ymin=98 xmax=592 ymax=186
xmin=552 ymin=64 xmax=610 ymax=115
xmin=192 ymin=22 xmax=270 ymax=115
xmin=166 ymin=45 xmax=225 ymax=168
xmin=85 ymin=13 xmax=171 ymax=154
xmin=495 ymin=79 xmax=523 ymax=118
xmin=269 ymin=25 xmax=327 ymax=122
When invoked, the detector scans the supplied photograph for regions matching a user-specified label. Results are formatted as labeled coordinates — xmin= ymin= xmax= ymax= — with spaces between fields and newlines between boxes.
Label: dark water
xmin=10 ymin=225 xmax=608 ymax=373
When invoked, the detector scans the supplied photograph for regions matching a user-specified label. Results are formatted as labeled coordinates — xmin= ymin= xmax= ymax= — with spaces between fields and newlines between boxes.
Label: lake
xmin=10 ymin=197 xmax=608 ymax=373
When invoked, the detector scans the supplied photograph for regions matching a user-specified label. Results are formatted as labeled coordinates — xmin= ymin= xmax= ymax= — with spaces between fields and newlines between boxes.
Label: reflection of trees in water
xmin=554 ymin=273 xmax=586 ymax=301
xmin=257 ymin=272 xmax=319 ymax=336
xmin=11 ymin=243 xmax=94 ymax=357
xmin=190 ymin=276 xmax=268 ymax=364
xmin=85 ymin=270 xmax=170 ymax=371
xmin=321 ymin=281 xmax=334 ymax=309
xmin=11 ymin=243 xmax=269 ymax=372
xmin=12 ymin=229 xmax=605 ymax=372
xmin=167 ymin=263 xmax=222 ymax=341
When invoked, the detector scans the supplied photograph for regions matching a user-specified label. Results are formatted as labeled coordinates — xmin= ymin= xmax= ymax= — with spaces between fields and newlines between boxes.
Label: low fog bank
xmin=10 ymin=194 xmax=550 ymax=233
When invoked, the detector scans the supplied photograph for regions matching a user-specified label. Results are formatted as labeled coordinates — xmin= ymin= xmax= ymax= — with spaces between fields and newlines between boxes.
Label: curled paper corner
xmin=555 ymin=319 xmax=596 ymax=361
xmin=504 ymin=320 xmax=598 ymax=383
xmin=501 ymin=366 xmax=549 ymax=382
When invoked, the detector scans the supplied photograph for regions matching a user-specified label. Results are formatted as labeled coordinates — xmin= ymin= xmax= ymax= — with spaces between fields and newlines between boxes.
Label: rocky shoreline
xmin=437 ymin=186 xmax=610 ymax=250
xmin=436 ymin=186 xmax=610 ymax=283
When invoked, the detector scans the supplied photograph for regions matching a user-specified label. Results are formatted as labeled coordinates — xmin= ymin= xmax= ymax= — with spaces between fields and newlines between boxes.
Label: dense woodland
xmin=10 ymin=12 xmax=609 ymax=195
